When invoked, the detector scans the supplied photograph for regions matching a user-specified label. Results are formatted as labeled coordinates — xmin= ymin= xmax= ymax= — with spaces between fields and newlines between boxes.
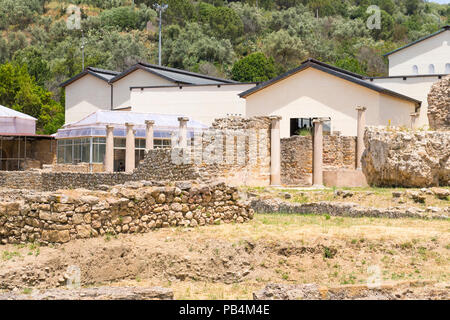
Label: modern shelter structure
xmin=61 ymin=63 xmax=239 ymax=124
xmin=240 ymin=59 xmax=421 ymax=138
xmin=55 ymin=110 xmax=207 ymax=172
xmin=0 ymin=105 xmax=55 ymax=171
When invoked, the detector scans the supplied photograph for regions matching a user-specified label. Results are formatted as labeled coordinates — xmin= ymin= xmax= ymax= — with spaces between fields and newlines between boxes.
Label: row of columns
xmin=104 ymin=118 xmax=188 ymax=173
xmin=268 ymin=107 xmax=368 ymax=187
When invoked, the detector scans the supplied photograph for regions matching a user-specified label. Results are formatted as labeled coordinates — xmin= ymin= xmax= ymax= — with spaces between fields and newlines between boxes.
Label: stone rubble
xmin=253 ymin=281 xmax=450 ymax=300
xmin=0 ymin=286 xmax=173 ymax=300
xmin=250 ymin=198 xmax=448 ymax=220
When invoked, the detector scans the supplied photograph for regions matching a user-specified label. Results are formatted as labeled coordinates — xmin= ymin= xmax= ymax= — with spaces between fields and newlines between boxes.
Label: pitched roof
xmin=60 ymin=63 xmax=237 ymax=88
xmin=0 ymin=105 xmax=36 ymax=121
xmin=60 ymin=67 xmax=119 ymax=87
xmin=238 ymin=58 xmax=421 ymax=106
xmin=109 ymin=62 xmax=238 ymax=85
xmin=384 ymin=25 xmax=450 ymax=57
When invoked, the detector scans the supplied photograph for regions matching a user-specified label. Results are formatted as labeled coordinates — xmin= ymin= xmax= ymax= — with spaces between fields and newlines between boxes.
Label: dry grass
xmin=109 ymin=213 xmax=450 ymax=300
xmin=245 ymin=186 xmax=450 ymax=209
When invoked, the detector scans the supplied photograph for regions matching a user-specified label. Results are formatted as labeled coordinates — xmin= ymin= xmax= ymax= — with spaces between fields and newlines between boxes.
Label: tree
xmin=0 ymin=62 xmax=64 ymax=134
xmin=209 ymin=6 xmax=244 ymax=41
xmin=13 ymin=46 xmax=51 ymax=87
xmin=334 ymin=57 xmax=366 ymax=75
xmin=263 ymin=29 xmax=308 ymax=72
xmin=163 ymin=23 xmax=234 ymax=71
xmin=231 ymin=52 xmax=276 ymax=82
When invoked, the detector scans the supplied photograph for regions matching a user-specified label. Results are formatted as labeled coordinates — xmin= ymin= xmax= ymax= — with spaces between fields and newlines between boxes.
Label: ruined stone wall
xmin=0 ymin=116 xmax=271 ymax=190
xmin=51 ymin=163 xmax=105 ymax=173
xmin=281 ymin=136 xmax=313 ymax=186
xmin=281 ymin=135 xmax=357 ymax=186
xmin=0 ymin=181 xmax=253 ymax=245
xmin=362 ymin=127 xmax=450 ymax=187
xmin=427 ymin=75 xmax=449 ymax=131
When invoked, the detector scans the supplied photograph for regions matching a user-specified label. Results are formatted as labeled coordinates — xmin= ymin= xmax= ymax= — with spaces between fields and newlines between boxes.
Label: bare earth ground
xmin=1 ymin=212 xmax=449 ymax=299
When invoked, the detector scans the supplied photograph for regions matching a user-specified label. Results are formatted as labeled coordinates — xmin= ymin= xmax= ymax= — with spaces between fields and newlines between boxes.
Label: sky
xmin=430 ymin=0 xmax=449 ymax=4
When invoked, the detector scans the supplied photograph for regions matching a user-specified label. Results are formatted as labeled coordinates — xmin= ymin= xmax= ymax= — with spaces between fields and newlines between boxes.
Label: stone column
xmin=356 ymin=106 xmax=367 ymax=170
xmin=313 ymin=119 xmax=324 ymax=187
xmin=269 ymin=116 xmax=282 ymax=186
xmin=145 ymin=120 xmax=155 ymax=151
xmin=410 ymin=112 xmax=419 ymax=130
xmin=178 ymin=117 xmax=189 ymax=148
xmin=105 ymin=125 xmax=114 ymax=173
xmin=125 ymin=123 xmax=135 ymax=173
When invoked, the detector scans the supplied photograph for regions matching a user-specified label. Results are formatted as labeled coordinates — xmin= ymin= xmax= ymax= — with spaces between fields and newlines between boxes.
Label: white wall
xmin=130 ymin=84 xmax=255 ymax=126
xmin=388 ymin=30 xmax=450 ymax=76
xmin=368 ymin=76 xmax=442 ymax=128
xmin=112 ymin=69 xmax=173 ymax=110
xmin=65 ymin=74 xmax=111 ymax=124
xmin=245 ymin=68 xmax=416 ymax=138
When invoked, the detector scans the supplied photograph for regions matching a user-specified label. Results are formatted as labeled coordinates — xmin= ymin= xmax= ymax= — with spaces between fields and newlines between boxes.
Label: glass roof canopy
xmin=56 ymin=111 xmax=208 ymax=139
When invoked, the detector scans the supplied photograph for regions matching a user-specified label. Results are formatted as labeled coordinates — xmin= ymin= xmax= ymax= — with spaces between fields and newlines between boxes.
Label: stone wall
xmin=281 ymin=135 xmax=356 ymax=186
xmin=51 ymin=163 xmax=105 ymax=173
xmin=0 ymin=181 xmax=253 ymax=245
xmin=362 ymin=126 xmax=450 ymax=187
xmin=427 ymin=75 xmax=449 ymax=131
xmin=281 ymin=136 xmax=313 ymax=186
xmin=0 ymin=116 xmax=271 ymax=191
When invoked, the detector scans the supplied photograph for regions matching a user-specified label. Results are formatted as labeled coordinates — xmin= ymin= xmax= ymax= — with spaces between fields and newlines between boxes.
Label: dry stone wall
xmin=281 ymin=135 xmax=356 ymax=186
xmin=362 ymin=127 xmax=450 ymax=187
xmin=427 ymin=75 xmax=449 ymax=131
xmin=0 ymin=181 xmax=253 ymax=245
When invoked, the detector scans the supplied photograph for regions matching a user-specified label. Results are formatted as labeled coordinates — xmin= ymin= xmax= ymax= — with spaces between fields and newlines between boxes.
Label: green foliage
xmin=0 ymin=62 xmax=64 ymax=134
xmin=163 ymin=23 xmax=233 ymax=71
xmin=99 ymin=5 xmax=156 ymax=30
xmin=231 ymin=52 xmax=276 ymax=82
xmin=208 ymin=6 xmax=244 ymax=41
xmin=335 ymin=57 xmax=366 ymax=75
xmin=0 ymin=0 xmax=43 ymax=30
xmin=0 ymin=0 xmax=448 ymax=133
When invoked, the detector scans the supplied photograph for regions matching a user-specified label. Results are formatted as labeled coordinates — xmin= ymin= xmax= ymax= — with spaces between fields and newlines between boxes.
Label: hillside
xmin=0 ymin=0 xmax=448 ymax=133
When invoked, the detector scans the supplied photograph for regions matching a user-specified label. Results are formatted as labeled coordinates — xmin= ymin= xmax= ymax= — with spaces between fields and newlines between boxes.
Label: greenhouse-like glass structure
xmin=55 ymin=111 xmax=207 ymax=170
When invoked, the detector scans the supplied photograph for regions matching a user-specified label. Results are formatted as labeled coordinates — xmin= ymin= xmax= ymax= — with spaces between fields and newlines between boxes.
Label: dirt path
xmin=1 ymin=214 xmax=449 ymax=299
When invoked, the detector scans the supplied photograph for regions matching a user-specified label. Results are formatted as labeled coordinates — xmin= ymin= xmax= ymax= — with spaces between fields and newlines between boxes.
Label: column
xmin=105 ymin=125 xmax=114 ymax=173
xmin=145 ymin=120 xmax=155 ymax=151
xmin=178 ymin=117 xmax=189 ymax=148
xmin=125 ymin=123 xmax=135 ymax=173
xmin=313 ymin=118 xmax=324 ymax=187
xmin=269 ymin=116 xmax=282 ymax=186
xmin=410 ymin=112 xmax=419 ymax=130
xmin=356 ymin=106 xmax=366 ymax=170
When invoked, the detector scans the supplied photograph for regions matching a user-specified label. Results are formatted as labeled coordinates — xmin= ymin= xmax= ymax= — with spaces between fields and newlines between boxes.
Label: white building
xmin=129 ymin=83 xmax=255 ymax=126
xmin=384 ymin=25 xmax=449 ymax=77
xmin=367 ymin=25 xmax=450 ymax=128
xmin=61 ymin=63 xmax=239 ymax=125
xmin=240 ymin=59 xmax=420 ymax=138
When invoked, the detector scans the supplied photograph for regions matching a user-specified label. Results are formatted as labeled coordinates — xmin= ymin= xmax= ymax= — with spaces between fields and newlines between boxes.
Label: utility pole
xmin=81 ymin=29 xmax=85 ymax=70
xmin=153 ymin=3 xmax=168 ymax=66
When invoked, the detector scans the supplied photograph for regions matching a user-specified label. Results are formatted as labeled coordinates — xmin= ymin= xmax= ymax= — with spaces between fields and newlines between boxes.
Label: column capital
xmin=106 ymin=124 xmax=114 ymax=131
xmin=356 ymin=106 xmax=367 ymax=112
xmin=178 ymin=117 xmax=189 ymax=122
xmin=125 ymin=122 xmax=134 ymax=128
xmin=312 ymin=118 xmax=325 ymax=124
xmin=145 ymin=120 xmax=155 ymax=126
